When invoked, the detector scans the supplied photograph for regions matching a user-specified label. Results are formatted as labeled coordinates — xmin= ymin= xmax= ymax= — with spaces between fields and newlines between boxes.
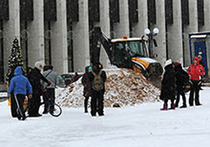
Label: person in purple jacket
xmin=8 ymin=66 xmax=32 ymax=120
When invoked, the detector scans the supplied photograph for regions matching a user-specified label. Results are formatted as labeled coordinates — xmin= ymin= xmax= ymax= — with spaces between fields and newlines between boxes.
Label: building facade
xmin=0 ymin=0 xmax=209 ymax=89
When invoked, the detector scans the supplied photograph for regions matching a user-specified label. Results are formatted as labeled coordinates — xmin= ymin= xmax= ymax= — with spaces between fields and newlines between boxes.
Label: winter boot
xmin=180 ymin=104 xmax=187 ymax=108
xmin=169 ymin=103 xmax=175 ymax=110
xmin=160 ymin=103 xmax=168 ymax=111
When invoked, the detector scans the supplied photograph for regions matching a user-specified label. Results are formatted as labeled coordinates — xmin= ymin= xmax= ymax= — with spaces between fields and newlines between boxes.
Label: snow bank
xmin=56 ymin=68 xmax=160 ymax=108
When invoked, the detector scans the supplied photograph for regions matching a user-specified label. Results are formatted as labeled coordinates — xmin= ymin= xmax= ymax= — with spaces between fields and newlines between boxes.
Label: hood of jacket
xmin=14 ymin=66 xmax=23 ymax=76
xmin=193 ymin=57 xmax=200 ymax=64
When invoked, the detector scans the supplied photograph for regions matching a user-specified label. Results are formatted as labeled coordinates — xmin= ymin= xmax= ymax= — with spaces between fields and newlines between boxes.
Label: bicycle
xmin=38 ymin=96 xmax=62 ymax=117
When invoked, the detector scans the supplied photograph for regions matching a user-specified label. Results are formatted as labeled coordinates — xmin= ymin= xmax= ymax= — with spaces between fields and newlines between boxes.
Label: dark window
xmin=0 ymin=0 xmax=9 ymax=20
xmin=109 ymin=0 xmax=120 ymax=23
xmin=20 ymin=21 xmax=28 ymax=68
xmin=147 ymin=0 xmax=156 ymax=25
xmin=44 ymin=0 xmax=57 ymax=21
xmin=67 ymin=23 xmax=74 ymax=72
xmin=66 ymin=0 xmax=79 ymax=22
xmin=181 ymin=0 xmax=189 ymax=25
xmin=128 ymin=0 xmax=138 ymax=23
xmin=0 ymin=20 xmax=4 ymax=83
xmin=197 ymin=0 xmax=204 ymax=26
xmin=88 ymin=0 xmax=100 ymax=22
xmin=20 ymin=0 xmax=34 ymax=21
xmin=44 ymin=22 xmax=52 ymax=65
xmin=165 ymin=0 xmax=173 ymax=25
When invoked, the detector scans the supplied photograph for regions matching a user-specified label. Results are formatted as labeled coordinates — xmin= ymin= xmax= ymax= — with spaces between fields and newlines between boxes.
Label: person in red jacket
xmin=187 ymin=57 xmax=205 ymax=106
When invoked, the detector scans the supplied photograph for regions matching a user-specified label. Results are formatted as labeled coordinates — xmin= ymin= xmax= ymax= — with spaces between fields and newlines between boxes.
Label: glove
xmin=47 ymin=81 xmax=51 ymax=86
xmin=41 ymin=86 xmax=45 ymax=93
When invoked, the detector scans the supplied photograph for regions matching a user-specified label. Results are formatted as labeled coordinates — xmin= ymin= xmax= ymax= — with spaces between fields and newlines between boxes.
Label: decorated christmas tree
xmin=6 ymin=38 xmax=25 ymax=82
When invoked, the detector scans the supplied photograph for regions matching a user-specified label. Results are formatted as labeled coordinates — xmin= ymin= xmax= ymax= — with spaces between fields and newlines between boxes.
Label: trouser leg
xmin=194 ymin=82 xmax=201 ymax=105
xmin=11 ymin=93 xmax=17 ymax=117
xmin=43 ymin=92 xmax=49 ymax=112
xmin=16 ymin=94 xmax=26 ymax=119
xmin=91 ymin=91 xmax=97 ymax=116
xmin=175 ymin=92 xmax=180 ymax=107
xmin=97 ymin=92 xmax=104 ymax=116
xmin=189 ymin=85 xmax=195 ymax=106
xmin=84 ymin=96 xmax=89 ymax=112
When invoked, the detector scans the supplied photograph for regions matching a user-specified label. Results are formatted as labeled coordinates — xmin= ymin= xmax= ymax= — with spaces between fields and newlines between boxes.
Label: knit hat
xmin=88 ymin=66 xmax=92 ymax=71
xmin=165 ymin=59 xmax=172 ymax=67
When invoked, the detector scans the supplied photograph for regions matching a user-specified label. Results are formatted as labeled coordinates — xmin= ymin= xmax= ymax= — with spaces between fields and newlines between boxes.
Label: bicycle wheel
xmin=38 ymin=103 xmax=45 ymax=115
xmin=49 ymin=103 xmax=62 ymax=117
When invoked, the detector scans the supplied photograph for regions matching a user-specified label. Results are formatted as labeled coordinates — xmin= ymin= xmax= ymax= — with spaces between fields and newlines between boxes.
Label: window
xmin=147 ymin=0 xmax=156 ymax=25
xmin=88 ymin=0 xmax=100 ymax=22
xmin=128 ymin=0 xmax=138 ymax=23
xmin=66 ymin=0 xmax=79 ymax=22
xmin=44 ymin=22 xmax=52 ymax=65
xmin=109 ymin=0 xmax=120 ymax=23
xmin=181 ymin=0 xmax=189 ymax=25
xmin=197 ymin=0 xmax=204 ymax=26
xmin=44 ymin=0 xmax=57 ymax=21
xmin=0 ymin=0 xmax=9 ymax=20
xmin=20 ymin=21 xmax=29 ymax=69
xmin=20 ymin=0 xmax=33 ymax=21
xmin=165 ymin=0 xmax=173 ymax=25
xmin=67 ymin=23 xmax=74 ymax=72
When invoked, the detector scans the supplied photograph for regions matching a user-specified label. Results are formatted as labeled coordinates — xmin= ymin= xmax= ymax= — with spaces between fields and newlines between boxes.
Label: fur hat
xmin=165 ymin=59 xmax=172 ymax=67
xmin=35 ymin=61 xmax=43 ymax=70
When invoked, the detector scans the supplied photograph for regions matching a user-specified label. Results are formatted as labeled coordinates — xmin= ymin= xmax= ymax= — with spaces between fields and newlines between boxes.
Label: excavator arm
xmin=90 ymin=27 xmax=112 ymax=65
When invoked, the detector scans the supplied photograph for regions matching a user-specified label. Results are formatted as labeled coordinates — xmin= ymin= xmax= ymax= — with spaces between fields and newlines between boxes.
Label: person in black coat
xmin=160 ymin=59 xmax=176 ymax=110
xmin=28 ymin=61 xmax=51 ymax=117
xmin=82 ymin=66 xmax=92 ymax=113
xmin=174 ymin=62 xmax=189 ymax=108
xmin=88 ymin=63 xmax=107 ymax=116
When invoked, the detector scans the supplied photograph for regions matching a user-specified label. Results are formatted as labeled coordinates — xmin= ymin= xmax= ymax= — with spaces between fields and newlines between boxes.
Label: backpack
xmin=92 ymin=70 xmax=104 ymax=91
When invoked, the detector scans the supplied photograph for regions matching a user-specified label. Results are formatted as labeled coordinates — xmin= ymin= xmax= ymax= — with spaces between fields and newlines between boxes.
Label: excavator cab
xmin=111 ymin=38 xmax=149 ymax=68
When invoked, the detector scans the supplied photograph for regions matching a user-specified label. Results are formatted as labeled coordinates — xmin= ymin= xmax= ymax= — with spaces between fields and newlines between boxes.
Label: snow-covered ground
xmin=1 ymin=88 xmax=210 ymax=147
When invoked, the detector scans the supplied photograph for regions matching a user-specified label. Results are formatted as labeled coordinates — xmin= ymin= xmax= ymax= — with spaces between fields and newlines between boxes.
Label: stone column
xmin=51 ymin=0 xmax=68 ymax=74
xmin=72 ymin=0 xmax=90 ymax=72
xmin=183 ymin=0 xmax=198 ymax=66
xmin=3 ymin=0 xmax=20 ymax=74
xmin=153 ymin=0 xmax=167 ymax=66
xmin=132 ymin=0 xmax=148 ymax=37
xmin=97 ymin=0 xmax=110 ymax=68
xmin=27 ymin=0 xmax=45 ymax=67
xmin=167 ymin=0 xmax=183 ymax=63
xmin=114 ymin=0 xmax=129 ymax=38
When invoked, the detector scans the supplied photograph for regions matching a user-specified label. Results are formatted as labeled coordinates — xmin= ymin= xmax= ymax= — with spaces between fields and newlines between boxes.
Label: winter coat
xmin=174 ymin=64 xmax=189 ymax=91
xmin=160 ymin=64 xmax=176 ymax=101
xmin=28 ymin=67 xmax=48 ymax=95
xmin=82 ymin=67 xmax=92 ymax=97
xmin=42 ymin=69 xmax=64 ymax=89
xmin=88 ymin=69 xmax=107 ymax=94
xmin=8 ymin=66 xmax=32 ymax=95
xmin=187 ymin=58 xmax=205 ymax=81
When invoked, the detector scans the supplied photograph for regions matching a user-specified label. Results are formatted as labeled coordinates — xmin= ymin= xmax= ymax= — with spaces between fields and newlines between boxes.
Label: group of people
xmin=160 ymin=56 xmax=205 ymax=110
xmin=81 ymin=63 xmax=107 ymax=116
xmin=7 ymin=61 xmax=64 ymax=120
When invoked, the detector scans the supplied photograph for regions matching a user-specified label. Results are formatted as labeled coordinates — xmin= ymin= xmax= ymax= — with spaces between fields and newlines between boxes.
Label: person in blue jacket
xmin=8 ymin=66 xmax=32 ymax=120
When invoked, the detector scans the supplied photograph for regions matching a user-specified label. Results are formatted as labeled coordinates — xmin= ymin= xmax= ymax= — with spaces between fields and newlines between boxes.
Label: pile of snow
xmin=56 ymin=68 xmax=160 ymax=108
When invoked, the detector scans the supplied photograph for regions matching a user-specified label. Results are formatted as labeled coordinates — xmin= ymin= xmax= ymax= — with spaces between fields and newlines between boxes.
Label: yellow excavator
xmin=90 ymin=27 xmax=163 ymax=87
